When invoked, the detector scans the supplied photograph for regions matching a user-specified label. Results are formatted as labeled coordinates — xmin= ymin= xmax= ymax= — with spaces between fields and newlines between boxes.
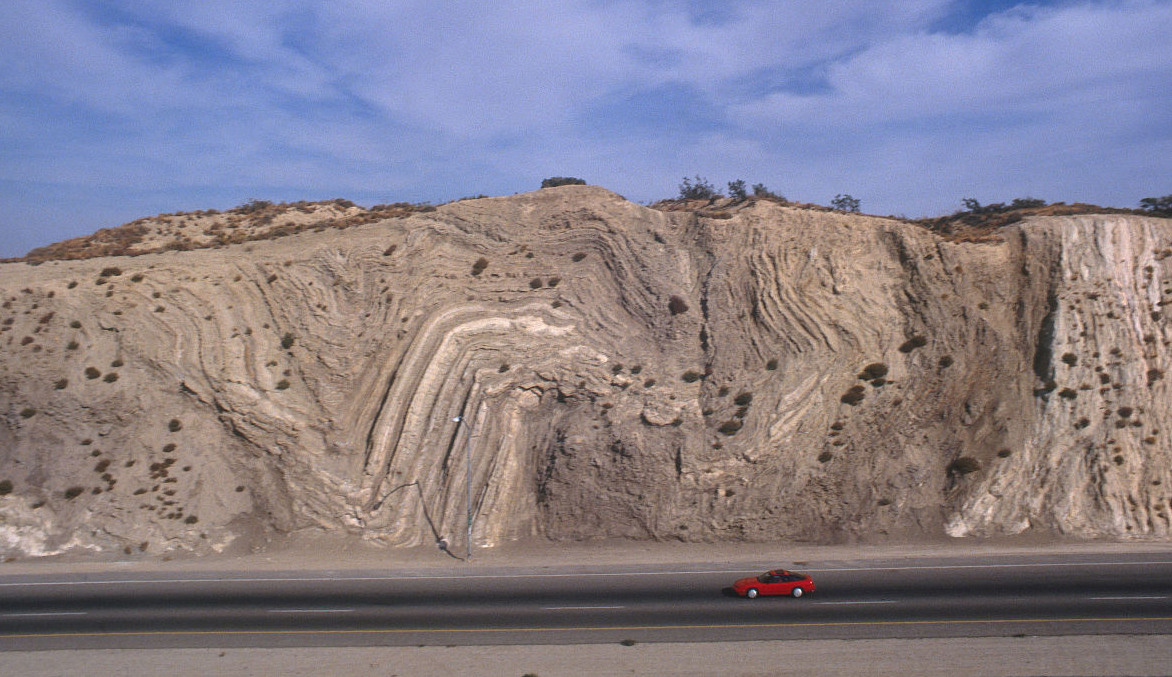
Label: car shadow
xmin=720 ymin=587 xmax=741 ymax=598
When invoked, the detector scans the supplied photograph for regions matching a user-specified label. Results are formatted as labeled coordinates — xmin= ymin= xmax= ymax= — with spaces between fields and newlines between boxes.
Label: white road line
xmin=1 ymin=612 xmax=87 ymax=617
xmin=1089 ymin=596 xmax=1168 ymax=600
xmin=2 ymin=560 xmax=1172 ymax=587
xmin=266 ymin=609 xmax=353 ymax=614
xmin=543 ymin=606 xmax=625 ymax=610
xmin=815 ymin=600 xmax=896 ymax=605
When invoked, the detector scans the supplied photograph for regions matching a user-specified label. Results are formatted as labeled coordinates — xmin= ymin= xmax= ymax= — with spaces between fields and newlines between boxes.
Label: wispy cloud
xmin=1 ymin=0 xmax=1169 ymax=257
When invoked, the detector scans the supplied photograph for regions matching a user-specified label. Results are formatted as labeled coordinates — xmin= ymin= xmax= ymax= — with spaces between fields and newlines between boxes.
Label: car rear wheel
xmin=791 ymin=587 xmax=803 ymax=598
xmin=746 ymin=588 xmax=759 ymax=599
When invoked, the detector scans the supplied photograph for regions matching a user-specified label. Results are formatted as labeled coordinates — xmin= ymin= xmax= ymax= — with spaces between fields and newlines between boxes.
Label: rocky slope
xmin=1 ymin=186 xmax=1170 ymax=558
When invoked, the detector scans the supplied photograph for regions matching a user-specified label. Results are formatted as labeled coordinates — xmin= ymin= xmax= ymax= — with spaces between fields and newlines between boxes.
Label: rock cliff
xmin=1 ymin=186 xmax=1170 ymax=558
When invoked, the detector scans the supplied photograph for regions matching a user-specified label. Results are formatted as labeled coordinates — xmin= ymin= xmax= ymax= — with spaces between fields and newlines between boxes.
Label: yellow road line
xmin=4 ymin=617 xmax=1172 ymax=640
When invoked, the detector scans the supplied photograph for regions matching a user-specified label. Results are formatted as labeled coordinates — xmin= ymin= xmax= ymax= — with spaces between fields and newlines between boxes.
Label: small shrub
xmin=54 ymin=378 xmax=68 ymax=389
xmin=1118 ymin=406 xmax=1133 ymax=418
xmin=184 ymin=515 xmax=199 ymax=524
xmin=718 ymin=419 xmax=743 ymax=435
xmin=281 ymin=333 xmax=295 ymax=349
xmin=0 ymin=479 xmax=12 ymax=495
xmin=620 ymin=638 xmax=637 ymax=647
xmin=939 ymin=355 xmax=953 ymax=368
xmin=541 ymin=177 xmax=587 ymax=188
xmin=471 ymin=257 xmax=489 ymax=276
xmin=997 ymin=449 xmax=1013 ymax=458
xmin=547 ymin=277 xmax=560 ymax=287
xmin=85 ymin=366 xmax=101 ymax=379
xmin=831 ymin=194 xmax=861 ymax=213
xmin=681 ymin=370 xmax=702 ymax=383
xmin=276 ymin=379 xmax=290 ymax=390
xmin=1061 ymin=353 xmax=1077 ymax=366
xmin=948 ymin=457 xmax=981 ymax=476
xmin=64 ymin=486 xmax=84 ymax=500
xmin=162 ymin=443 xmax=176 ymax=453
xmin=878 ymin=498 xmax=892 ymax=506
xmin=572 ymin=252 xmax=586 ymax=262
xmin=733 ymin=392 xmax=753 ymax=407
xmin=103 ymin=372 xmax=119 ymax=383
xmin=859 ymin=363 xmax=888 ymax=380
xmin=499 ymin=363 xmax=510 ymax=373
xmin=766 ymin=358 xmax=778 ymax=371
xmin=529 ymin=278 xmax=543 ymax=289
xmin=66 ymin=340 xmax=79 ymax=350
xmin=841 ymin=385 xmax=866 ymax=405
xmin=668 ymin=295 xmax=689 ymax=315
xmin=111 ymin=359 xmax=123 ymax=368
xmin=131 ymin=273 xmax=144 ymax=282
xmin=168 ymin=418 xmax=183 ymax=432
xmin=19 ymin=407 xmax=36 ymax=418
xmin=100 ymin=267 xmax=122 ymax=277
xmin=20 ymin=336 xmax=33 ymax=346
xmin=898 ymin=336 xmax=928 ymax=353
xmin=818 ymin=451 xmax=833 ymax=463
xmin=678 ymin=176 xmax=719 ymax=200
xmin=67 ymin=281 xmax=77 ymax=289
xmin=1058 ymin=388 xmax=1077 ymax=399
xmin=727 ymin=179 xmax=748 ymax=199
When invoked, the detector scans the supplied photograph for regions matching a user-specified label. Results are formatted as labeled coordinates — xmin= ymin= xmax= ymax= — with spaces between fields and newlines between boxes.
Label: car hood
xmin=732 ymin=576 xmax=758 ymax=590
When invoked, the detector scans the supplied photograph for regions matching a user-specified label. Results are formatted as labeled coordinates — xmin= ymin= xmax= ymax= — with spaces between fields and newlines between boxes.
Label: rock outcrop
xmin=1 ymin=186 xmax=1170 ymax=558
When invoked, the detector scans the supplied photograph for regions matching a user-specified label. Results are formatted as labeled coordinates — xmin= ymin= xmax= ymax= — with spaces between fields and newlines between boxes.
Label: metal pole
xmin=465 ymin=413 xmax=472 ymax=561
xmin=454 ymin=415 xmax=473 ymax=561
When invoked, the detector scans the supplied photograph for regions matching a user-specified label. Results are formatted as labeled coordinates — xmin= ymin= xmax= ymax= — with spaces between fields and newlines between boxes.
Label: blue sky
xmin=2 ymin=0 xmax=1170 ymax=257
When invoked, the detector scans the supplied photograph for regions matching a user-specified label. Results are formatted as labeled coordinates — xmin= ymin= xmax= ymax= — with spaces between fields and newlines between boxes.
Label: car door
xmin=760 ymin=572 xmax=784 ymax=595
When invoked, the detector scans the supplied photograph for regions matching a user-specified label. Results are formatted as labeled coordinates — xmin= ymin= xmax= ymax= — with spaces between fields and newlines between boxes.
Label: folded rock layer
xmin=1 ymin=186 xmax=1170 ymax=557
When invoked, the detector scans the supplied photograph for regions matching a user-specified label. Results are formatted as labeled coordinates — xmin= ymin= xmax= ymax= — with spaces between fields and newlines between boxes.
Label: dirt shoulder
xmin=4 ymin=532 xmax=1172 ymax=577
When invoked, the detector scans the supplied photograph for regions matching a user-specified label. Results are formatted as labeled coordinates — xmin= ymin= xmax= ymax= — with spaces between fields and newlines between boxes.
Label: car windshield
xmin=756 ymin=573 xmax=773 ymax=583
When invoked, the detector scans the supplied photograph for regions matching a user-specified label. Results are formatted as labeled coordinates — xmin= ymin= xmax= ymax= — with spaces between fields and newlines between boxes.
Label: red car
xmin=733 ymin=569 xmax=815 ymax=598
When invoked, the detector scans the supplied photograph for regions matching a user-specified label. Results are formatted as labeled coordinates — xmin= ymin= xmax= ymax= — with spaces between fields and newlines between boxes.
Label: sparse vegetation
xmin=681 ymin=370 xmax=702 ymax=383
xmin=733 ymin=392 xmax=753 ymax=407
xmin=727 ymin=179 xmax=748 ymax=200
xmin=831 ymin=194 xmax=861 ymax=213
xmin=281 ymin=333 xmax=295 ymax=349
xmin=471 ymin=257 xmax=489 ymax=276
xmin=678 ymin=176 xmax=720 ymax=200
xmin=718 ymin=419 xmax=743 ymax=435
xmin=841 ymin=385 xmax=866 ymax=405
xmin=0 ymin=479 xmax=12 ymax=495
xmin=20 ymin=407 xmax=37 ymax=418
xmin=276 ymin=379 xmax=290 ymax=390
xmin=948 ymin=457 xmax=981 ymax=476
xmin=668 ymin=295 xmax=689 ymax=315
xmin=818 ymin=451 xmax=833 ymax=463
xmin=572 ymin=252 xmax=586 ymax=262
xmin=84 ymin=366 xmax=101 ymax=379
xmin=541 ymin=177 xmax=587 ymax=188
xmin=1138 ymin=194 xmax=1172 ymax=216
xmin=859 ymin=363 xmax=888 ymax=380
xmin=103 ymin=372 xmax=119 ymax=383
xmin=168 ymin=418 xmax=183 ymax=432
xmin=64 ymin=486 xmax=84 ymax=500
xmin=766 ymin=358 xmax=778 ymax=370
xmin=898 ymin=336 xmax=927 ymax=353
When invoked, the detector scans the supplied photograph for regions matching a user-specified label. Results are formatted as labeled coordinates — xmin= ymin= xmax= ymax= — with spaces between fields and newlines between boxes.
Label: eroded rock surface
xmin=1 ymin=186 xmax=1170 ymax=557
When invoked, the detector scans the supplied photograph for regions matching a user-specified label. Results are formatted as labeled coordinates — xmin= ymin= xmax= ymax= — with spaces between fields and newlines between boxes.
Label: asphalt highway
xmin=1 ymin=551 xmax=1170 ymax=650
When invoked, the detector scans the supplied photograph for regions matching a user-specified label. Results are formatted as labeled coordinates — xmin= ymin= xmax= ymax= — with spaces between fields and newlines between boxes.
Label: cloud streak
xmin=1 ymin=0 xmax=1169 ymax=257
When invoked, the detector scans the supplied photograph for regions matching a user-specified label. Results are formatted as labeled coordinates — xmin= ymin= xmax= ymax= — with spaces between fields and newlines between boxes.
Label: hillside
xmin=1 ymin=185 xmax=1170 ymax=559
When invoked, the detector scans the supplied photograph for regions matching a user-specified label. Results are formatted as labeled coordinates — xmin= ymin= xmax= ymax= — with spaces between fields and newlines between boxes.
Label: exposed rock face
xmin=1 ymin=186 xmax=1170 ymax=558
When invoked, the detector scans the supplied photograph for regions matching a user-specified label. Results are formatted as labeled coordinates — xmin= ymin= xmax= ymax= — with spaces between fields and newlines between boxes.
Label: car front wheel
xmin=746 ymin=588 xmax=759 ymax=599
xmin=791 ymin=587 xmax=803 ymax=598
